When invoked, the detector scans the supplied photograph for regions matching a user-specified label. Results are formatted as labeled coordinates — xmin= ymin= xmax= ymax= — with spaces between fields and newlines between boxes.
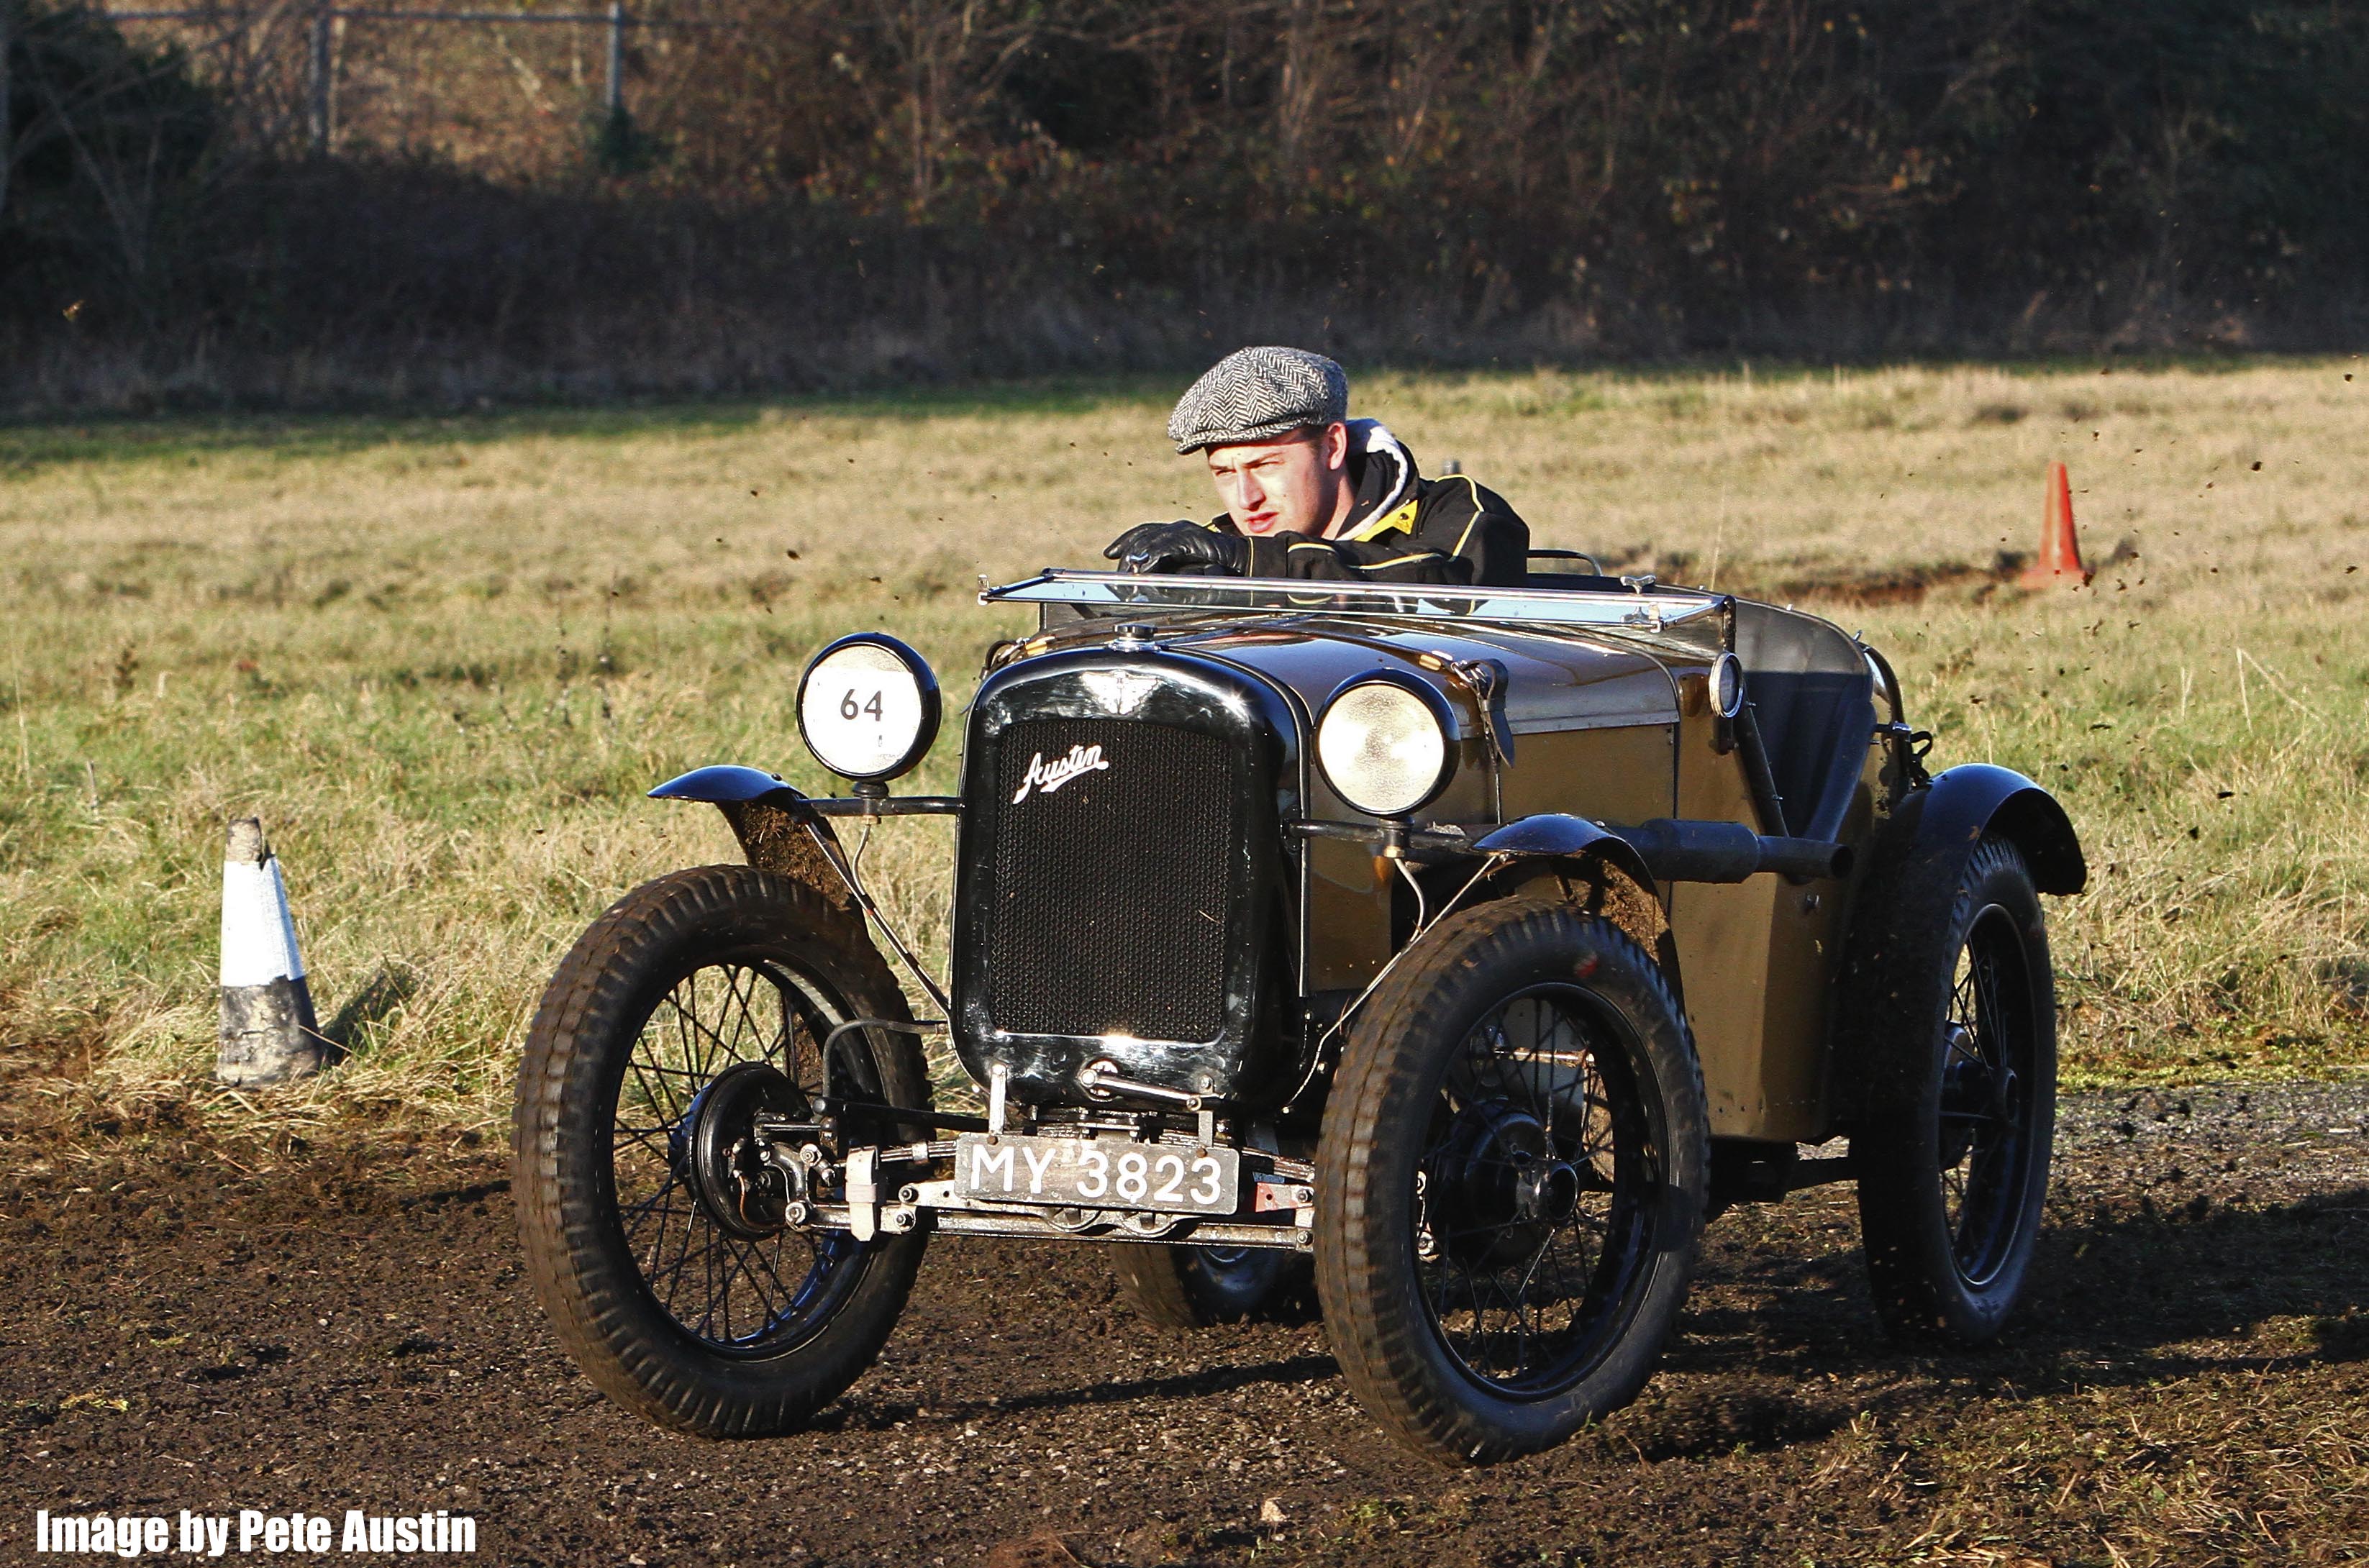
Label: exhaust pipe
xmin=1609 ymin=819 xmax=1853 ymax=885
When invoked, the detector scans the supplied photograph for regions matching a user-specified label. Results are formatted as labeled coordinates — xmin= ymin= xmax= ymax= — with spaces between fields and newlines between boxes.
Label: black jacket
xmin=1218 ymin=421 xmax=1530 ymax=586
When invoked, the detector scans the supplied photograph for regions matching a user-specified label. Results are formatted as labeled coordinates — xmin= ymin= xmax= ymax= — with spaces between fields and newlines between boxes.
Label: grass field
xmin=4 ymin=360 xmax=2365 ymax=1139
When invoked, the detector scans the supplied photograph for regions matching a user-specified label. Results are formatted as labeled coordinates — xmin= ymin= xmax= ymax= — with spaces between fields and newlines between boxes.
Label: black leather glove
xmin=1103 ymin=521 xmax=1250 ymax=576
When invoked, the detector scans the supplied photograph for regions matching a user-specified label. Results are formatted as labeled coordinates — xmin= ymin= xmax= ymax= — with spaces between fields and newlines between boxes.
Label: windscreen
xmin=983 ymin=570 xmax=1731 ymax=658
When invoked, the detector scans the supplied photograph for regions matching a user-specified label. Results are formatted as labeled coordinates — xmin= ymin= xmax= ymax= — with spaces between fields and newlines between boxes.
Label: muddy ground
xmin=5 ymin=1081 xmax=2366 ymax=1567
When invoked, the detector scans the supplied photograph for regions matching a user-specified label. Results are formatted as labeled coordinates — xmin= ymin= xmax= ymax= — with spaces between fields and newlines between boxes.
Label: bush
xmin=6 ymin=0 xmax=2369 ymax=411
xmin=1 ymin=0 xmax=221 ymax=321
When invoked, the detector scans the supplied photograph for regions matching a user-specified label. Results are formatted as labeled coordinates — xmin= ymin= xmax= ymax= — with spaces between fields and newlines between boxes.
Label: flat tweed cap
xmin=1168 ymin=346 xmax=1349 ymax=453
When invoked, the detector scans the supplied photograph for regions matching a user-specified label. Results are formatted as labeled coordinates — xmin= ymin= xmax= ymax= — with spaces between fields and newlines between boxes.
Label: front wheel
xmin=512 ymin=865 xmax=929 ymax=1436
xmin=1849 ymin=835 xmax=2057 ymax=1344
xmin=1314 ymin=898 xmax=1709 ymax=1466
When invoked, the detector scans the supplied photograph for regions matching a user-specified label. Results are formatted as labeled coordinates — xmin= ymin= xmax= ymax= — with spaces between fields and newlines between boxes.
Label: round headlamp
xmin=1315 ymin=672 xmax=1458 ymax=819
xmin=796 ymin=634 xmax=940 ymax=782
xmin=1710 ymin=651 xmax=1745 ymax=719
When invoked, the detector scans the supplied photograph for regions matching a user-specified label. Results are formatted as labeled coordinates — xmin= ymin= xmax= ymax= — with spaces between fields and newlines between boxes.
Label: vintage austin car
xmin=511 ymin=562 xmax=2083 ymax=1465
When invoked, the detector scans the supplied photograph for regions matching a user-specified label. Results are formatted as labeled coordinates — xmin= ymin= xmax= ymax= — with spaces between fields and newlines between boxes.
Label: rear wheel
xmin=1113 ymin=1245 xmax=1309 ymax=1328
xmin=1314 ymin=898 xmax=1709 ymax=1465
xmin=512 ymin=865 xmax=929 ymax=1436
xmin=1850 ymin=836 xmax=2057 ymax=1344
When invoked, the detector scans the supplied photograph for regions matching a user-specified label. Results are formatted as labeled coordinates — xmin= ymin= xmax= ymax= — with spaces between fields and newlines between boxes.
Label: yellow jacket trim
xmin=1341 ymin=496 xmax=1422 ymax=544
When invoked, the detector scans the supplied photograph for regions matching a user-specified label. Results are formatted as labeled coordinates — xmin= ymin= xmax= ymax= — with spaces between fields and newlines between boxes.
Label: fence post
xmin=308 ymin=1 xmax=333 ymax=155
xmin=604 ymin=0 xmax=624 ymax=119
xmin=1 ymin=0 xmax=14 ymax=224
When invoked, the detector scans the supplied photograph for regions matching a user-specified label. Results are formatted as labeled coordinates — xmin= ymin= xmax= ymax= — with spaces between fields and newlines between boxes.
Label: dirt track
xmin=6 ymin=1082 xmax=2366 ymax=1567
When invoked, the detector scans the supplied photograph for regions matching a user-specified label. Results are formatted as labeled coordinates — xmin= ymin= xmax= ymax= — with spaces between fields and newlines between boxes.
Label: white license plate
xmin=954 ymin=1134 xmax=1241 ymax=1216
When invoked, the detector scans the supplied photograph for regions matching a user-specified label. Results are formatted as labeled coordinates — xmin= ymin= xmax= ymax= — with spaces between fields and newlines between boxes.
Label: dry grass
xmin=3 ymin=360 xmax=2365 ymax=1134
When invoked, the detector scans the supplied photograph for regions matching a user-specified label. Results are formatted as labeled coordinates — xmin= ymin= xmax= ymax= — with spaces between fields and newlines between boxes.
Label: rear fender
xmin=1828 ymin=764 xmax=2081 ymax=1130
xmin=1902 ymin=764 xmax=2086 ymax=895
xmin=647 ymin=765 xmax=858 ymax=924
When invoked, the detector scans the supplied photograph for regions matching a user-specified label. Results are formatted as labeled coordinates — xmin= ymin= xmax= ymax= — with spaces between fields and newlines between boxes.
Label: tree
xmin=1 ymin=1 xmax=219 ymax=307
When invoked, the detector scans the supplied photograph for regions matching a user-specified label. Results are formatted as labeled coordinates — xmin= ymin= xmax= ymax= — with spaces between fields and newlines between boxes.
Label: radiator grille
xmin=982 ymin=718 xmax=1235 ymax=1041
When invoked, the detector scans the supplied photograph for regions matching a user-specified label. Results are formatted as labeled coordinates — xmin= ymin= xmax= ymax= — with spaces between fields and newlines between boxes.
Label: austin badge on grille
xmin=1010 ymin=744 xmax=1111 ymax=803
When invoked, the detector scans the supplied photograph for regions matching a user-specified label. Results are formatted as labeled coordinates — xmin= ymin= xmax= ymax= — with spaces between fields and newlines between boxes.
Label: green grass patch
xmin=3 ymin=360 xmax=2363 ymax=1134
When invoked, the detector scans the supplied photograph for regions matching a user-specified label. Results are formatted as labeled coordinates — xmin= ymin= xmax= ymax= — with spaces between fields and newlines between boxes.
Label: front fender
xmin=647 ymin=764 xmax=802 ymax=806
xmin=1469 ymin=813 xmax=1680 ymax=1011
xmin=1904 ymin=763 xmax=2086 ymax=894
xmin=1473 ymin=813 xmax=1657 ymax=893
xmin=646 ymin=766 xmax=858 ymax=922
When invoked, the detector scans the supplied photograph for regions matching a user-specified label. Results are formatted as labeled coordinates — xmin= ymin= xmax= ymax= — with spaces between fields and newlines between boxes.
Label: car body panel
xmin=1668 ymin=706 xmax=1790 ymax=1137
xmin=1663 ymin=708 xmax=1878 ymax=1141
xmin=1302 ymin=834 xmax=1395 ymax=993
xmin=1170 ymin=618 xmax=1679 ymax=739
xmin=1173 ymin=611 xmax=1866 ymax=1129
xmin=655 ymin=574 xmax=2081 ymax=1150
xmin=1165 ymin=620 xmax=1683 ymax=1003
xmin=1499 ymin=723 xmax=1677 ymax=826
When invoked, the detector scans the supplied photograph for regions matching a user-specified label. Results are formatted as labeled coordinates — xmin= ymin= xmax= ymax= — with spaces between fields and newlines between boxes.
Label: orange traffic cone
xmin=2019 ymin=461 xmax=2090 ymax=588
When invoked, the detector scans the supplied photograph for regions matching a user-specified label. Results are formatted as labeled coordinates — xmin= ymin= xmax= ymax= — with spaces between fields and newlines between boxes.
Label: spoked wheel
xmin=514 ymin=865 xmax=929 ymax=1435
xmin=1936 ymin=912 xmax=2044 ymax=1282
xmin=1315 ymin=898 xmax=1709 ymax=1465
xmin=1852 ymin=835 xmax=2057 ymax=1343
xmin=1113 ymin=1244 xmax=1310 ymax=1328
xmin=1414 ymin=988 xmax=1652 ymax=1390
xmin=614 ymin=969 xmax=864 ymax=1354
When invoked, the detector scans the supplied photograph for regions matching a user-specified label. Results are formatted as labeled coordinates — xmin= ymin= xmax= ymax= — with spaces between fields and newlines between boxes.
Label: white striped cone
xmin=216 ymin=816 xmax=324 ymax=1085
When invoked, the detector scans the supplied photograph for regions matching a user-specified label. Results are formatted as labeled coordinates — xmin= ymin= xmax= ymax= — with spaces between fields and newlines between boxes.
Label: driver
xmin=1104 ymin=346 xmax=1530 ymax=586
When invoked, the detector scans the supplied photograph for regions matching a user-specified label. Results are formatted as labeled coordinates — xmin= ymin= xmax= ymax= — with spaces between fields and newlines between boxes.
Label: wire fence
xmin=96 ymin=2 xmax=711 ymax=158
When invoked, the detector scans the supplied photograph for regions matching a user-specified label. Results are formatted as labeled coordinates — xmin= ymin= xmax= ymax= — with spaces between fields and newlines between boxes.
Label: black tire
xmin=1112 ymin=1245 xmax=1311 ymax=1328
xmin=1314 ymin=898 xmax=1710 ymax=1466
xmin=512 ymin=865 xmax=929 ymax=1436
xmin=1849 ymin=834 xmax=2056 ymax=1344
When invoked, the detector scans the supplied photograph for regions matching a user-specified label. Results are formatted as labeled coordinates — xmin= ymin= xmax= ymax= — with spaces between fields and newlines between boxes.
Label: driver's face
xmin=1205 ymin=424 xmax=1351 ymax=537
